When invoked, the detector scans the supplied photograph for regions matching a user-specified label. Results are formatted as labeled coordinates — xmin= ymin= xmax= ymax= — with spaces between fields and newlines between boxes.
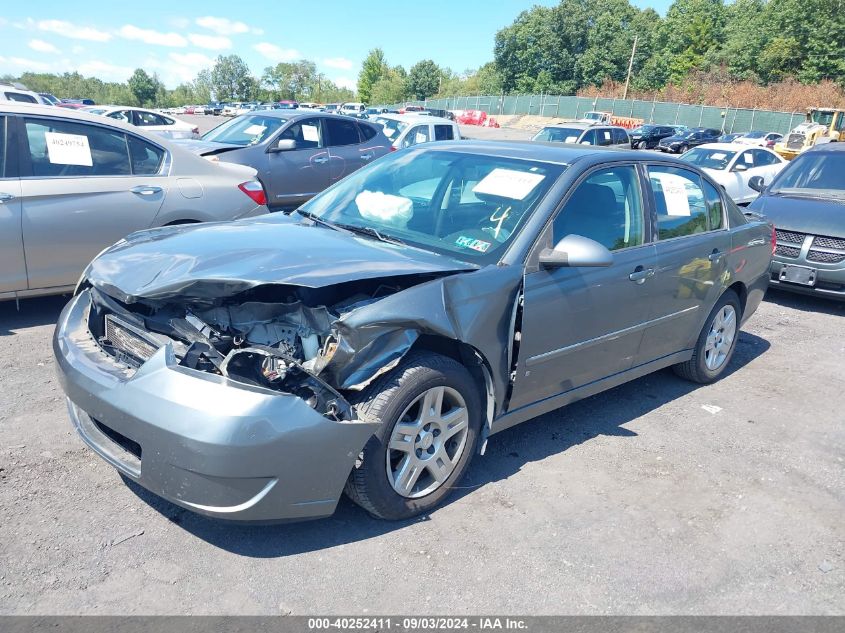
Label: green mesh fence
xmin=383 ymin=95 xmax=802 ymax=134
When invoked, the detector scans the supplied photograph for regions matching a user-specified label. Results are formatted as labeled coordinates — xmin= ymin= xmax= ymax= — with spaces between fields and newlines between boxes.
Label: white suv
xmin=0 ymin=82 xmax=46 ymax=105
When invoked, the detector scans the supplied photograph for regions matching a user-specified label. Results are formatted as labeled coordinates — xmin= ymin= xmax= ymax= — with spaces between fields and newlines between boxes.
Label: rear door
xmin=509 ymin=164 xmax=657 ymax=410
xmin=19 ymin=116 xmax=167 ymax=290
xmin=325 ymin=117 xmax=368 ymax=182
xmin=434 ymin=123 xmax=455 ymax=141
xmin=0 ymin=114 xmax=27 ymax=293
xmin=267 ymin=116 xmax=331 ymax=207
xmin=638 ymin=165 xmax=732 ymax=362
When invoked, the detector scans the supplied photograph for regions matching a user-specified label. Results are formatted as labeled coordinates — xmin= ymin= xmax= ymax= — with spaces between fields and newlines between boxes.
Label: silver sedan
xmin=0 ymin=103 xmax=269 ymax=301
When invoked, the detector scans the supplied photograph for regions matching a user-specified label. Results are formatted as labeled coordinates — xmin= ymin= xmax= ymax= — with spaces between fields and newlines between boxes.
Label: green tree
xmin=211 ymin=54 xmax=254 ymax=101
xmin=662 ymin=0 xmax=726 ymax=82
xmin=405 ymin=60 xmax=442 ymax=100
xmin=369 ymin=66 xmax=408 ymax=105
xmin=128 ymin=69 xmax=158 ymax=106
xmin=262 ymin=59 xmax=319 ymax=100
xmin=357 ymin=48 xmax=389 ymax=103
xmin=193 ymin=69 xmax=213 ymax=103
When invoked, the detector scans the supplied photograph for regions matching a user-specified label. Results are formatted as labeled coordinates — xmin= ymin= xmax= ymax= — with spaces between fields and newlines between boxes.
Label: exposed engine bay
xmin=84 ymin=274 xmax=450 ymax=420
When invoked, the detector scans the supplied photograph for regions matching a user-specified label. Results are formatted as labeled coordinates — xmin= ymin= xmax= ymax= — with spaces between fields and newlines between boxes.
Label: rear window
xmin=5 ymin=91 xmax=37 ymax=103
xmin=532 ymin=127 xmax=584 ymax=143
xmin=434 ymin=124 xmax=454 ymax=141
xmin=359 ymin=123 xmax=378 ymax=141
xmin=325 ymin=117 xmax=361 ymax=146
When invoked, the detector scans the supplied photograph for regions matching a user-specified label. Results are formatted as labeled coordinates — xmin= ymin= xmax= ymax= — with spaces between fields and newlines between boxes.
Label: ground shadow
xmin=763 ymin=287 xmax=845 ymax=317
xmin=126 ymin=331 xmax=770 ymax=557
xmin=0 ymin=295 xmax=70 ymax=336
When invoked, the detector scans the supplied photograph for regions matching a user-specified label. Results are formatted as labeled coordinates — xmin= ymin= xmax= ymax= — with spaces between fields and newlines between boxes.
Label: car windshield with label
xmin=680 ymin=148 xmax=737 ymax=170
xmin=298 ymin=149 xmax=564 ymax=264
xmin=375 ymin=117 xmax=409 ymax=142
xmin=202 ymin=115 xmax=288 ymax=146
xmin=532 ymin=127 xmax=584 ymax=143
xmin=769 ymin=152 xmax=845 ymax=199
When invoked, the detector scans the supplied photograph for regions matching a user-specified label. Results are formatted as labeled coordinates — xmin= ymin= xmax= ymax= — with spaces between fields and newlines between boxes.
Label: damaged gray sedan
xmin=54 ymin=142 xmax=774 ymax=522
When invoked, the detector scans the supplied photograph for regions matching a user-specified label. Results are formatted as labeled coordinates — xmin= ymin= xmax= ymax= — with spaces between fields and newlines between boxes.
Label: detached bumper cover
xmin=53 ymin=291 xmax=379 ymax=521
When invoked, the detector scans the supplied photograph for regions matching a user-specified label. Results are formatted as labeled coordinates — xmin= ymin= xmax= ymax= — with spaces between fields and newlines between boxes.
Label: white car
xmin=0 ymin=82 xmax=51 ymax=105
xmin=373 ymin=113 xmax=461 ymax=149
xmin=734 ymin=130 xmax=783 ymax=148
xmin=679 ymin=143 xmax=786 ymax=204
xmin=340 ymin=102 xmax=366 ymax=116
xmin=83 ymin=106 xmax=199 ymax=139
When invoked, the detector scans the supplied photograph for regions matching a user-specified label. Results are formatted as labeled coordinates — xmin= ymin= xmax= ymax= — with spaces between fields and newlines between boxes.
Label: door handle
xmin=629 ymin=266 xmax=655 ymax=284
xmin=130 ymin=185 xmax=162 ymax=196
xmin=708 ymin=250 xmax=724 ymax=262
xmin=0 ymin=192 xmax=14 ymax=203
xmin=313 ymin=156 xmax=329 ymax=164
xmin=361 ymin=153 xmax=374 ymax=161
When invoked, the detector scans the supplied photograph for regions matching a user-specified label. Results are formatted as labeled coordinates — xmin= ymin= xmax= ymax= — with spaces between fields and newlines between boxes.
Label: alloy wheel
xmin=385 ymin=386 xmax=469 ymax=499
xmin=704 ymin=305 xmax=737 ymax=371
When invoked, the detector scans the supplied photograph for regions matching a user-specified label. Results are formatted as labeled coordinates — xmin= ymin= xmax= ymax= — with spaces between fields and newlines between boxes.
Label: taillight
xmin=390 ymin=145 xmax=398 ymax=152
xmin=191 ymin=126 xmax=199 ymax=135
xmin=771 ymin=225 xmax=777 ymax=255
xmin=238 ymin=181 xmax=267 ymax=206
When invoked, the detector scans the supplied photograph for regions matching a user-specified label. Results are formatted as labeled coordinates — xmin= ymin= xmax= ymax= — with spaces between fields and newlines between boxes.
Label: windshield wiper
xmin=294 ymin=208 xmax=348 ymax=231
xmin=333 ymin=223 xmax=405 ymax=245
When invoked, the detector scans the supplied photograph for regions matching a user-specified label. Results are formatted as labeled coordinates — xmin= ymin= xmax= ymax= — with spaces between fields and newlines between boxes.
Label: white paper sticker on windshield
xmin=472 ymin=168 xmax=545 ymax=200
xmin=652 ymin=172 xmax=691 ymax=216
xmin=711 ymin=152 xmax=727 ymax=160
xmin=415 ymin=132 xmax=427 ymax=144
xmin=243 ymin=124 xmax=266 ymax=136
xmin=45 ymin=132 xmax=92 ymax=166
xmin=302 ymin=124 xmax=319 ymax=142
xmin=565 ymin=136 xmax=578 ymax=143
xmin=743 ymin=152 xmax=754 ymax=164
xmin=355 ymin=190 xmax=413 ymax=228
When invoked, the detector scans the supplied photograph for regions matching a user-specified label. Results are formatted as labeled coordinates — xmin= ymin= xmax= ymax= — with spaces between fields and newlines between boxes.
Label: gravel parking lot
xmin=0 ymin=119 xmax=843 ymax=615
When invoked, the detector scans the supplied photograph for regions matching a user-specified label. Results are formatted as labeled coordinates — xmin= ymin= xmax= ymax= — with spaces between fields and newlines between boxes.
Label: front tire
xmin=344 ymin=351 xmax=482 ymax=520
xmin=673 ymin=290 xmax=741 ymax=384
xmin=638 ymin=140 xmax=648 ymax=150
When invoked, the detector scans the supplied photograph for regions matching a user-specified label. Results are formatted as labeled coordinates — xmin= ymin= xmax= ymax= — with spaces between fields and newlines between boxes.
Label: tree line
xmin=2 ymin=54 xmax=355 ymax=107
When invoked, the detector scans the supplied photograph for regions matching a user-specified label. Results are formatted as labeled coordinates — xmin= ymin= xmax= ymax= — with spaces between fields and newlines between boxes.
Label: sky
xmin=0 ymin=1 xmax=675 ymax=89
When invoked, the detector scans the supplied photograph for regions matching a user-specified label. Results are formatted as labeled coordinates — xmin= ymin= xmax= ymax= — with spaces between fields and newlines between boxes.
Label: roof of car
xmin=690 ymin=143 xmax=744 ymax=151
xmin=418 ymin=139 xmax=687 ymax=166
xmin=807 ymin=141 xmax=845 ymax=152
xmin=376 ymin=113 xmax=455 ymax=124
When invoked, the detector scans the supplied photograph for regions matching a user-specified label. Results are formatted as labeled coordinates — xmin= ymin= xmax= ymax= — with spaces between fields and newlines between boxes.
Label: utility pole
xmin=623 ymin=35 xmax=638 ymax=101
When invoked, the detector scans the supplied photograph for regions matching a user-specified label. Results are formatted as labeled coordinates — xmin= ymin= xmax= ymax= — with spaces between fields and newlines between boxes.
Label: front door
xmin=0 ymin=114 xmax=27 ymax=293
xmin=638 ymin=165 xmax=732 ymax=362
xmin=19 ymin=116 xmax=167 ymax=290
xmin=268 ymin=117 xmax=332 ymax=208
xmin=509 ymin=165 xmax=657 ymax=411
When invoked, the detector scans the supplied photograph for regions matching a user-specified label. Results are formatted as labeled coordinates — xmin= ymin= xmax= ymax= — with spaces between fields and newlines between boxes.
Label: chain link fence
xmin=389 ymin=95 xmax=804 ymax=135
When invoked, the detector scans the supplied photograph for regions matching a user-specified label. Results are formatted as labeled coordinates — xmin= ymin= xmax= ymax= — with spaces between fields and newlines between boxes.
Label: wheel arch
xmin=726 ymin=280 xmax=747 ymax=317
xmin=409 ymin=334 xmax=496 ymax=454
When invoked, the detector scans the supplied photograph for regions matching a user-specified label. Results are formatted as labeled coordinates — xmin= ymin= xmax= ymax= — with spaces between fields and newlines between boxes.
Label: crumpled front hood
xmin=748 ymin=193 xmax=845 ymax=236
xmin=173 ymin=139 xmax=240 ymax=156
xmin=85 ymin=216 xmax=476 ymax=303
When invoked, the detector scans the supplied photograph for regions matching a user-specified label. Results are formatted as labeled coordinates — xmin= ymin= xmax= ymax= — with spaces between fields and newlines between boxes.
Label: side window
xmin=24 ymin=118 xmax=131 ymax=177
xmin=703 ymin=179 xmax=724 ymax=230
xmin=579 ymin=129 xmax=596 ymax=145
xmin=612 ymin=128 xmax=629 ymax=144
xmin=595 ymin=128 xmax=614 ymax=146
xmin=434 ymin=124 xmax=454 ymax=141
xmin=280 ymin=118 xmax=323 ymax=149
xmin=161 ymin=116 xmax=175 ymax=126
xmin=5 ymin=92 xmax=37 ymax=103
xmin=553 ymin=166 xmax=645 ymax=251
xmin=734 ymin=150 xmax=756 ymax=170
xmin=751 ymin=149 xmax=777 ymax=166
xmin=127 ymin=135 xmax=165 ymax=175
xmin=325 ymin=117 xmax=361 ymax=147
xmin=648 ymin=165 xmax=709 ymax=240
xmin=359 ymin=123 xmax=377 ymax=141
xmin=107 ymin=110 xmax=132 ymax=124
xmin=135 ymin=111 xmax=166 ymax=126
xmin=402 ymin=125 xmax=430 ymax=148
xmin=0 ymin=116 xmax=5 ymax=178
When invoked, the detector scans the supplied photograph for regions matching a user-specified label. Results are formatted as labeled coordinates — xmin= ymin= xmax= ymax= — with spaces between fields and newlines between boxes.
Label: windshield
xmin=298 ymin=149 xmax=564 ymax=264
xmin=583 ymin=112 xmax=603 ymax=121
xmin=632 ymin=125 xmax=655 ymax=134
xmin=810 ymin=111 xmax=834 ymax=126
xmin=680 ymin=147 xmax=737 ymax=170
xmin=202 ymin=115 xmax=288 ymax=146
xmin=743 ymin=131 xmax=765 ymax=139
xmin=375 ymin=118 xmax=408 ymax=141
xmin=83 ymin=107 xmax=108 ymax=115
xmin=532 ymin=127 xmax=583 ymax=143
xmin=770 ymin=152 xmax=845 ymax=198
xmin=675 ymin=130 xmax=695 ymax=139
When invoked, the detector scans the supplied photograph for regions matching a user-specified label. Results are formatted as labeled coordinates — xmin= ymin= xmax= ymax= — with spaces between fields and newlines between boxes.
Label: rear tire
xmin=679 ymin=144 xmax=689 ymax=154
xmin=344 ymin=351 xmax=482 ymax=520
xmin=638 ymin=140 xmax=648 ymax=150
xmin=673 ymin=290 xmax=741 ymax=384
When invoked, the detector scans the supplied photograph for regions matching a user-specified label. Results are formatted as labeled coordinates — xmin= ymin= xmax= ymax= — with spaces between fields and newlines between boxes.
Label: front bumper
xmin=769 ymin=258 xmax=845 ymax=300
xmin=53 ymin=291 xmax=379 ymax=522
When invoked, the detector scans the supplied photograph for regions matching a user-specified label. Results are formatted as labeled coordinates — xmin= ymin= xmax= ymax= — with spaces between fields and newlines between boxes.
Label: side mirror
xmin=269 ymin=138 xmax=297 ymax=153
xmin=748 ymin=175 xmax=765 ymax=192
xmin=733 ymin=163 xmax=748 ymax=172
xmin=539 ymin=234 xmax=613 ymax=269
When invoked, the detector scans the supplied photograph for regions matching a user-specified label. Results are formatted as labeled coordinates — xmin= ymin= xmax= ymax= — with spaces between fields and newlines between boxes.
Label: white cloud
xmin=0 ymin=18 xmax=8 ymax=27
xmin=333 ymin=76 xmax=357 ymax=91
xmin=72 ymin=45 xmax=85 ymax=54
xmin=169 ymin=17 xmax=191 ymax=29
xmin=118 ymin=25 xmax=187 ymax=47
xmin=36 ymin=19 xmax=112 ymax=42
xmin=253 ymin=42 xmax=301 ymax=62
xmin=76 ymin=60 xmax=133 ymax=82
xmin=323 ymin=57 xmax=354 ymax=70
xmin=187 ymin=33 xmax=231 ymax=50
xmin=29 ymin=39 xmax=60 ymax=54
xmin=0 ymin=56 xmax=54 ymax=72
xmin=167 ymin=52 xmax=215 ymax=83
xmin=195 ymin=16 xmax=251 ymax=35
